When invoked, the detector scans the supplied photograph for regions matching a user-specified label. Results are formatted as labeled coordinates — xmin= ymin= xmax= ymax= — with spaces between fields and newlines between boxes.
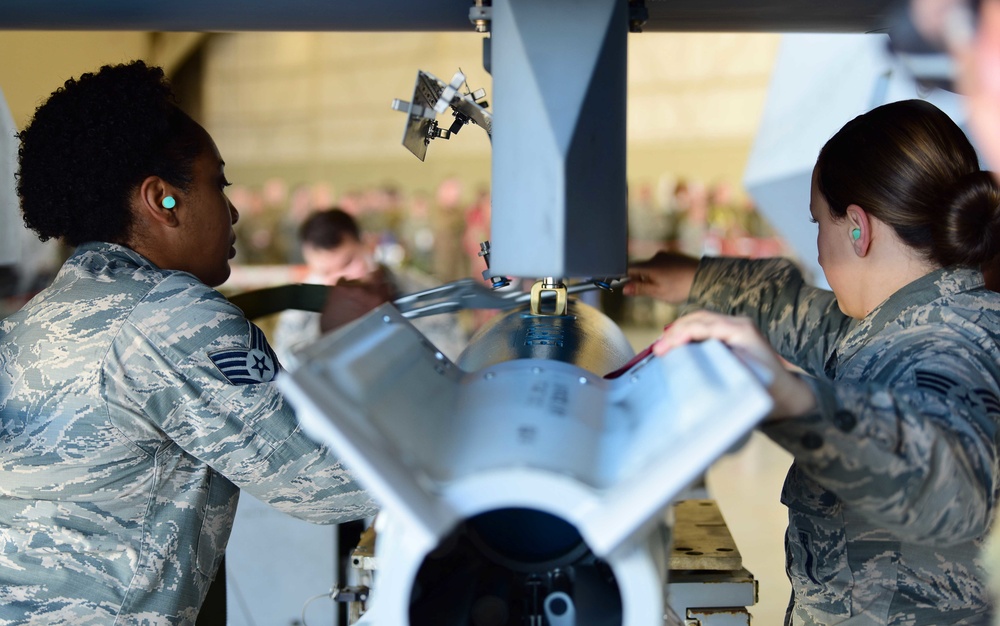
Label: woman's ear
xmin=137 ymin=175 xmax=180 ymax=228
xmin=846 ymin=204 xmax=872 ymax=257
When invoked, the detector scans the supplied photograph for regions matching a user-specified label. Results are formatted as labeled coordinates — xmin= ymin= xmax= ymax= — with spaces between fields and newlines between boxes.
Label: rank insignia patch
xmin=209 ymin=322 xmax=279 ymax=385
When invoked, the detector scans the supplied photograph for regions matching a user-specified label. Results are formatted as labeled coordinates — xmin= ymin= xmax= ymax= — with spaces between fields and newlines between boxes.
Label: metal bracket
xmin=391 ymin=69 xmax=492 ymax=160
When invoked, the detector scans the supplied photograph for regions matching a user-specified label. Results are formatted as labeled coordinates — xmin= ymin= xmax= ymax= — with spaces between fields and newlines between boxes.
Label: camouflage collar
xmin=71 ymin=241 xmax=160 ymax=272
xmin=834 ymin=266 xmax=985 ymax=364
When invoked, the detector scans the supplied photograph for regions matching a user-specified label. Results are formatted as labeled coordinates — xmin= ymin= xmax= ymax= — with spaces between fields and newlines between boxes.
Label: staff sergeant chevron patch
xmin=209 ymin=322 xmax=279 ymax=385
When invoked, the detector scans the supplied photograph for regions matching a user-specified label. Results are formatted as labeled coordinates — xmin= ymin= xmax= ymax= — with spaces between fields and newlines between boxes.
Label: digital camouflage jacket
xmin=0 ymin=242 xmax=375 ymax=625
xmin=688 ymin=257 xmax=1000 ymax=626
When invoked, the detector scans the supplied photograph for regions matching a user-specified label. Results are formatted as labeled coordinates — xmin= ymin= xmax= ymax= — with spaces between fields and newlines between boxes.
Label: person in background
xmin=273 ymin=207 xmax=468 ymax=366
xmin=627 ymin=99 xmax=1000 ymax=625
xmin=430 ymin=176 xmax=470 ymax=282
xmin=907 ymin=0 xmax=1000 ymax=175
xmin=906 ymin=0 xmax=1000 ymax=292
xmin=0 ymin=61 xmax=375 ymax=625
xmin=907 ymin=1 xmax=1000 ymax=619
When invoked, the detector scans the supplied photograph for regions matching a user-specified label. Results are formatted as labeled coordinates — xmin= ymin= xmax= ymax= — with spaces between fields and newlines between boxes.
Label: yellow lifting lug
xmin=529 ymin=278 xmax=568 ymax=316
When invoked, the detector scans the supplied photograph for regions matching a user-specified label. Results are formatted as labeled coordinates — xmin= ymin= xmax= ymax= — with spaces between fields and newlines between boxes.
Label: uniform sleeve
xmin=272 ymin=308 xmax=321 ymax=367
xmin=686 ymin=257 xmax=854 ymax=376
xmin=689 ymin=258 xmax=999 ymax=544
xmin=760 ymin=328 xmax=999 ymax=545
xmin=114 ymin=276 xmax=376 ymax=524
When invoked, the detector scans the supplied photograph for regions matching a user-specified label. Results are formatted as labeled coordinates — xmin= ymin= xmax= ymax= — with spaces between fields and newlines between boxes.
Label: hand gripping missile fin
xmin=576 ymin=339 xmax=773 ymax=557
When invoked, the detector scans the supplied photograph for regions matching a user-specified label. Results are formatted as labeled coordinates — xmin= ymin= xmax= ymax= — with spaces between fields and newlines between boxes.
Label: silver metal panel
xmin=667 ymin=572 xmax=757 ymax=617
xmin=278 ymin=304 xmax=464 ymax=550
xmin=280 ymin=301 xmax=772 ymax=558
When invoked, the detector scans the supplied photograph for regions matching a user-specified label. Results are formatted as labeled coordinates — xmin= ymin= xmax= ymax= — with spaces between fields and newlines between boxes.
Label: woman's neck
xmin=856 ymin=241 xmax=940 ymax=318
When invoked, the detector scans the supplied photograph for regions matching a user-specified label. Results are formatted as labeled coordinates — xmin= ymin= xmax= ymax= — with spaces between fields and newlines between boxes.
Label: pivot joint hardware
xmin=530 ymin=278 xmax=568 ymax=316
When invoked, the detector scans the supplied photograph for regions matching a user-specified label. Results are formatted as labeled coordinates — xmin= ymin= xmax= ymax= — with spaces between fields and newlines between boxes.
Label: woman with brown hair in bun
xmin=628 ymin=99 xmax=1000 ymax=625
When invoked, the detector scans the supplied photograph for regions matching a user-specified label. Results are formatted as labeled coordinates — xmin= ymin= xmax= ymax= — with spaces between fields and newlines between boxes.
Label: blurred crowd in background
xmin=225 ymin=177 xmax=490 ymax=285
xmin=222 ymin=174 xmax=791 ymax=329
xmin=2 ymin=174 xmax=792 ymax=328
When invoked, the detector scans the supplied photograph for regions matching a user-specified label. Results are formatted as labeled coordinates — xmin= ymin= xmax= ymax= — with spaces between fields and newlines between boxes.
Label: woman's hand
xmin=624 ymin=251 xmax=700 ymax=303
xmin=653 ymin=310 xmax=817 ymax=420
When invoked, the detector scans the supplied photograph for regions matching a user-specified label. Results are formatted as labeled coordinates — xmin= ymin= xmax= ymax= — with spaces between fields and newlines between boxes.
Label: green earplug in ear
xmin=851 ymin=228 xmax=861 ymax=241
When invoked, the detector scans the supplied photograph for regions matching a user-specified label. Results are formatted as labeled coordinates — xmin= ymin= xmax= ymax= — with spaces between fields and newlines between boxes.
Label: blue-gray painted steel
xmin=490 ymin=0 xmax=628 ymax=279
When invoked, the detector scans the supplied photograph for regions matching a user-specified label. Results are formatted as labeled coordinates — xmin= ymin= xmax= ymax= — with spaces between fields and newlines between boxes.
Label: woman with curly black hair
xmin=0 ymin=61 xmax=375 ymax=624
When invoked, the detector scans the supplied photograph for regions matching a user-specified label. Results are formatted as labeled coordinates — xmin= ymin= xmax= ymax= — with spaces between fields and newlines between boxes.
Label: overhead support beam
xmin=0 ymin=0 xmax=897 ymax=34
xmin=490 ymin=0 xmax=628 ymax=279
xmin=0 ymin=0 xmax=475 ymax=31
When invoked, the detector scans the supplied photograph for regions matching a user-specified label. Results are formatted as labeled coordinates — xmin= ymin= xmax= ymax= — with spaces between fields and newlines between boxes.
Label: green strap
xmin=227 ymin=283 xmax=330 ymax=319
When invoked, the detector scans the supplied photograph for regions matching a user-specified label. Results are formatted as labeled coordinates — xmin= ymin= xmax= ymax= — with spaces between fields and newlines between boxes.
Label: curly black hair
xmin=16 ymin=60 xmax=206 ymax=246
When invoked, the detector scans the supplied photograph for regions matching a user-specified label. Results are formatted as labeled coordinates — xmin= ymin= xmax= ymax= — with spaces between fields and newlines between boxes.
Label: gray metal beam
xmin=0 ymin=0 xmax=898 ymax=33
xmin=489 ymin=0 xmax=628 ymax=279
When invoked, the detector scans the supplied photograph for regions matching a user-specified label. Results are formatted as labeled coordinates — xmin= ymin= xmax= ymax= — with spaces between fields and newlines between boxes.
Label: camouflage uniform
xmin=688 ymin=257 xmax=1000 ymax=626
xmin=0 ymin=242 xmax=375 ymax=625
